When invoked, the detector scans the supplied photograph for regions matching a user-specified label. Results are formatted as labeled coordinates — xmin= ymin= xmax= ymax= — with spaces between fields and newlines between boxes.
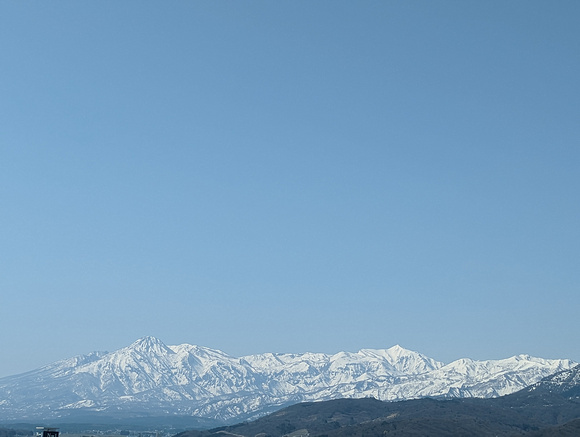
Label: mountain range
xmin=178 ymin=364 xmax=580 ymax=436
xmin=0 ymin=336 xmax=575 ymax=426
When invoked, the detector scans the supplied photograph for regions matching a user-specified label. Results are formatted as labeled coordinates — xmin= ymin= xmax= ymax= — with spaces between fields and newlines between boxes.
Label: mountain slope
xmin=0 ymin=337 xmax=575 ymax=424
xmin=518 ymin=364 xmax=580 ymax=399
xmin=178 ymin=368 xmax=580 ymax=437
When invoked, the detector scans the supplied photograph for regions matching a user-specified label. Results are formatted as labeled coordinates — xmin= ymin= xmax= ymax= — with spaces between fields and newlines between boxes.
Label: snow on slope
xmin=520 ymin=363 xmax=580 ymax=397
xmin=0 ymin=336 xmax=575 ymax=423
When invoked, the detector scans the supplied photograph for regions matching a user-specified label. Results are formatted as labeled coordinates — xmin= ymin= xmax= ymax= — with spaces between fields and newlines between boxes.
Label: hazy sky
xmin=1 ymin=1 xmax=579 ymax=378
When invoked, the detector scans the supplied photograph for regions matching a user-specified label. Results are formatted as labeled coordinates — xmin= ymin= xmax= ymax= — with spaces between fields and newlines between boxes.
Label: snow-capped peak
xmin=127 ymin=336 xmax=173 ymax=355
xmin=358 ymin=345 xmax=443 ymax=374
xmin=0 ymin=338 xmax=575 ymax=424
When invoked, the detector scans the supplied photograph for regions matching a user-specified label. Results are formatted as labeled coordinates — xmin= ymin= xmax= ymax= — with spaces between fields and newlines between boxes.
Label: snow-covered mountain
xmin=0 ymin=336 xmax=575 ymax=424
xmin=517 ymin=363 xmax=580 ymax=399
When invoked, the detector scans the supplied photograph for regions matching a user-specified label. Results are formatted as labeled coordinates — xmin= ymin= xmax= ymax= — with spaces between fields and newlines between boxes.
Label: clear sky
xmin=1 ymin=1 xmax=579 ymax=378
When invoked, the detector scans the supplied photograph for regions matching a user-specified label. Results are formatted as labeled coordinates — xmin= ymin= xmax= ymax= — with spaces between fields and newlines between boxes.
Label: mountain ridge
xmin=179 ymin=366 xmax=580 ymax=436
xmin=0 ymin=336 xmax=575 ymax=425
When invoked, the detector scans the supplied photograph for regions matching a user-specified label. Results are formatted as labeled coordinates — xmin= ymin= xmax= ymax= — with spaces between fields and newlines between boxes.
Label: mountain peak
xmin=128 ymin=336 xmax=172 ymax=354
xmin=356 ymin=345 xmax=443 ymax=374
xmin=387 ymin=344 xmax=409 ymax=354
xmin=131 ymin=335 xmax=164 ymax=346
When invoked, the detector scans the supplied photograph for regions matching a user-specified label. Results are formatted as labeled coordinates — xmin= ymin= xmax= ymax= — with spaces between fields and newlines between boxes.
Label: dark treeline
xmin=0 ymin=429 xmax=33 ymax=437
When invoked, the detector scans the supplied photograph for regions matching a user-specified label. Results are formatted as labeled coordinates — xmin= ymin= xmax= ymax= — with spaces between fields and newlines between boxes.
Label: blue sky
xmin=1 ymin=1 xmax=579 ymax=378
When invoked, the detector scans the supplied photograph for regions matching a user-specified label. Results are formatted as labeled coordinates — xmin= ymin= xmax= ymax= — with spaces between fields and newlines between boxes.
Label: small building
xmin=36 ymin=428 xmax=59 ymax=437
